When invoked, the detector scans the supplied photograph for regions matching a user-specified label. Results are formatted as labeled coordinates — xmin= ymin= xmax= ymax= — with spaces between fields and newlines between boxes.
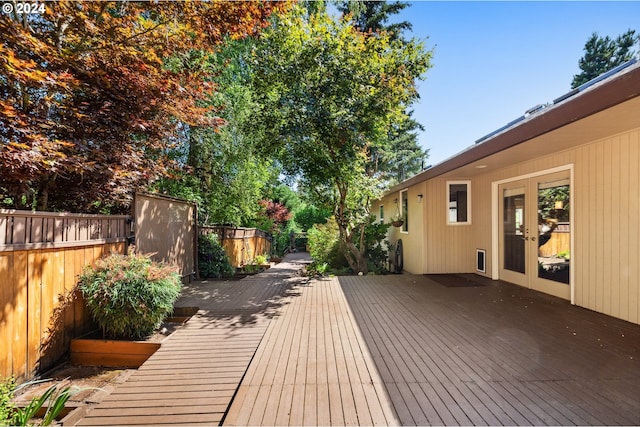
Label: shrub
xmin=295 ymin=205 xmax=331 ymax=232
xmin=364 ymin=216 xmax=391 ymax=274
xmin=0 ymin=378 xmax=17 ymax=426
xmin=254 ymin=254 xmax=268 ymax=265
xmin=198 ymin=233 xmax=235 ymax=279
xmin=78 ymin=253 xmax=182 ymax=340
xmin=307 ymin=217 xmax=349 ymax=270
xmin=305 ymin=261 xmax=329 ymax=276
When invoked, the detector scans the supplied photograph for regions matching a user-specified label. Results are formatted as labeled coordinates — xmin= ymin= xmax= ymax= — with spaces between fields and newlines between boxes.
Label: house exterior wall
xmin=423 ymin=178 xmax=476 ymax=274
xmin=379 ymin=182 xmax=426 ymax=274
xmin=376 ymin=63 xmax=640 ymax=325
xmin=413 ymin=126 xmax=640 ymax=325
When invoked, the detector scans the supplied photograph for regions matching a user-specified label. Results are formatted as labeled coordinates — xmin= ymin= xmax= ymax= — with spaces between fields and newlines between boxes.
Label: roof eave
xmin=386 ymin=62 xmax=640 ymax=195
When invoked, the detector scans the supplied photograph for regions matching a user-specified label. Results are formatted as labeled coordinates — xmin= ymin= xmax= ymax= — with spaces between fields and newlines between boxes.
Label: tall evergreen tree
xmin=338 ymin=0 xmax=428 ymax=183
xmin=571 ymin=29 xmax=638 ymax=89
xmin=338 ymin=0 xmax=412 ymax=41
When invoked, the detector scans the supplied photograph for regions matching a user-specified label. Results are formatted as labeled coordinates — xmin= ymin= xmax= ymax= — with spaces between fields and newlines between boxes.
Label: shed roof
xmin=387 ymin=59 xmax=640 ymax=194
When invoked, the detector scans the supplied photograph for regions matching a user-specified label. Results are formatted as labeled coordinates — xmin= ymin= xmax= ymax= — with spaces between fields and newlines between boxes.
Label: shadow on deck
xmin=76 ymin=254 xmax=312 ymax=426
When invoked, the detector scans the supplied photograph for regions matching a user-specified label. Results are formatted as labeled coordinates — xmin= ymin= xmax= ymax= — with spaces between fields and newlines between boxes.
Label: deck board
xmin=223 ymin=276 xmax=398 ymax=426
xmin=339 ymin=273 xmax=640 ymax=426
xmin=76 ymin=264 xmax=639 ymax=426
xmin=76 ymin=255 xmax=311 ymax=426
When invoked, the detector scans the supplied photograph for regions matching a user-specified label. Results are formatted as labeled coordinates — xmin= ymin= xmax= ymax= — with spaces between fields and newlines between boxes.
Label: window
xmin=401 ymin=190 xmax=408 ymax=232
xmin=379 ymin=205 xmax=384 ymax=223
xmin=447 ymin=181 xmax=471 ymax=224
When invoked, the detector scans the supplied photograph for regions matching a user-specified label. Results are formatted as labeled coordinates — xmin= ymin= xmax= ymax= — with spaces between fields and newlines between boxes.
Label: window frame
xmin=446 ymin=180 xmax=472 ymax=225
xmin=379 ymin=204 xmax=384 ymax=223
xmin=400 ymin=189 xmax=409 ymax=233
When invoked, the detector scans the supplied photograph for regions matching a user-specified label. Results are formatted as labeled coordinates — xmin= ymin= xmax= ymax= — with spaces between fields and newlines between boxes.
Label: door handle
xmin=531 ymin=237 xmax=536 ymax=242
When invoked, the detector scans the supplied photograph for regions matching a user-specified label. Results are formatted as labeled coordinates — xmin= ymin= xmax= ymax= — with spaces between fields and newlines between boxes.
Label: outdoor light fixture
xmin=417 ymin=194 xmax=423 ymax=202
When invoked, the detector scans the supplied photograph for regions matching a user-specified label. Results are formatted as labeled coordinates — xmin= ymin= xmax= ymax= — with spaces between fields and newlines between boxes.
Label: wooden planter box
xmin=70 ymin=339 xmax=161 ymax=368
xmin=70 ymin=307 xmax=198 ymax=368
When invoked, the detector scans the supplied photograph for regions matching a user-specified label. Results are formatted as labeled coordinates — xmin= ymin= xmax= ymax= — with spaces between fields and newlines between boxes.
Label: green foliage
xmin=78 ymin=253 xmax=182 ymax=340
xmin=0 ymin=379 xmax=75 ymax=426
xmin=0 ymin=378 xmax=17 ymax=426
xmin=13 ymin=384 xmax=74 ymax=426
xmin=539 ymin=185 xmax=570 ymax=222
xmin=254 ymin=254 xmax=268 ymax=265
xmin=251 ymin=5 xmax=431 ymax=273
xmin=364 ymin=216 xmax=391 ymax=274
xmin=338 ymin=0 xmax=413 ymax=41
xmin=198 ymin=234 xmax=235 ymax=279
xmin=267 ymin=184 xmax=303 ymax=213
xmin=305 ymin=261 xmax=329 ymax=276
xmin=307 ymin=217 xmax=350 ymax=270
xmin=155 ymin=37 xmax=279 ymax=227
xmin=271 ymin=218 xmax=301 ymax=257
xmin=295 ymin=205 xmax=331 ymax=231
xmin=307 ymin=217 xmax=339 ymax=264
xmin=572 ymin=29 xmax=638 ymax=88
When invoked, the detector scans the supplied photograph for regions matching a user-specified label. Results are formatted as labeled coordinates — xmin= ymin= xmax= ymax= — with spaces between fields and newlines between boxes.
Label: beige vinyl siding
xmin=424 ymin=179 xmax=475 ymax=274
xmin=398 ymin=184 xmax=425 ymax=274
xmin=379 ymin=184 xmax=425 ymax=274
xmin=418 ymin=126 xmax=639 ymax=324
xmin=573 ymin=128 xmax=640 ymax=324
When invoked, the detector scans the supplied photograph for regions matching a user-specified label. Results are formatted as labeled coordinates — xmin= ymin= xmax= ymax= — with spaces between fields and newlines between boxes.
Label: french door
xmin=498 ymin=171 xmax=571 ymax=300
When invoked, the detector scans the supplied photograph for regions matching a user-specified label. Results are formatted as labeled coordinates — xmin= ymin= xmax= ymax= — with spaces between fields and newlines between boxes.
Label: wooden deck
xmin=76 ymin=255 xmax=311 ymax=426
xmin=76 ymin=262 xmax=640 ymax=426
xmin=223 ymin=276 xmax=397 ymax=426
xmin=339 ymin=273 xmax=640 ymax=426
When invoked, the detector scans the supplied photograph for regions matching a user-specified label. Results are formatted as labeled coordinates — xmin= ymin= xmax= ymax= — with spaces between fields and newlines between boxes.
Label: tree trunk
xmin=337 ymin=223 xmax=369 ymax=275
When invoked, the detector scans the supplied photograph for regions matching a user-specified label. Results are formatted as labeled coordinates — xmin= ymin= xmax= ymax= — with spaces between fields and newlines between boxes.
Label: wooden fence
xmin=199 ymin=226 xmax=271 ymax=268
xmin=0 ymin=210 xmax=129 ymax=382
xmin=538 ymin=222 xmax=570 ymax=257
xmin=134 ymin=193 xmax=196 ymax=282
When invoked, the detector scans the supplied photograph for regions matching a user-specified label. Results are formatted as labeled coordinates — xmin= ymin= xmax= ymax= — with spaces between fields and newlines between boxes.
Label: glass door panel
xmin=503 ymin=187 xmax=526 ymax=274
xmin=498 ymin=171 xmax=572 ymax=300
xmin=499 ymin=180 xmax=528 ymax=288
xmin=536 ymin=178 xmax=570 ymax=284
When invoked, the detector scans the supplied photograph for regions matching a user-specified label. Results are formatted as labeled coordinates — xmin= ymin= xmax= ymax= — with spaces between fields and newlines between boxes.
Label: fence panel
xmin=199 ymin=226 xmax=271 ymax=268
xmin=134 ymin=193 xmax=196 ymax=281
xmin=0 ymin=209 xmax=129 ymax=382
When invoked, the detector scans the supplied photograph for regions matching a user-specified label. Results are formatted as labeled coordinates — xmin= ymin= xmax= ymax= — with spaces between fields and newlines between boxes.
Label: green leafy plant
xmin=14 ymin=384 xmax=74 ymax=426
xmin=198 ymin=233 xmax=235 ymax=279
xmin=78 ymin=253 xmax=182 ymax=340
xmin=307 ymin=217 xmax=349 ymax=271
xmin=1 ymin=377 xmax=17 ymax=426
xmin=1 ymin=378 xmax=77 ymax=426
xmin=254 ymin=254 xmax=268 ymax=265
xmin=242 ymin=264 xmax=261 ymax=274
xmin=364 ymin=216 xmax=391 ymax=274
xmin=306 ymin=261 xmax=329 ymax=276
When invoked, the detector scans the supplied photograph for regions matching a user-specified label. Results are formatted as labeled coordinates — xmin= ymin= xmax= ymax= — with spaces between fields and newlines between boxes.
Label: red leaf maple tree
xmin=0 ymin=1 xmax=289 ymax=212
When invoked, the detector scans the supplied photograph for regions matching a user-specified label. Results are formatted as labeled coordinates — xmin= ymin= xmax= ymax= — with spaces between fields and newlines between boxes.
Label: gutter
xmin=386 ymin=60 xmax=640 ymax=195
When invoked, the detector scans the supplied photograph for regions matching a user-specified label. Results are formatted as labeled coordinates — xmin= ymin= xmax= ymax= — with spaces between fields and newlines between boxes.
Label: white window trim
xmin=399 ymin=189 xmax=409 ymax=234
xmin=446 ymin=180 xmax=471 ymax=225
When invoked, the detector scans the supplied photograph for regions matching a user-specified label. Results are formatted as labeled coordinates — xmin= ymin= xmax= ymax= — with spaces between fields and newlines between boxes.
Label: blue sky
xmin=393 ymin=1 xmax=640 ymax=166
